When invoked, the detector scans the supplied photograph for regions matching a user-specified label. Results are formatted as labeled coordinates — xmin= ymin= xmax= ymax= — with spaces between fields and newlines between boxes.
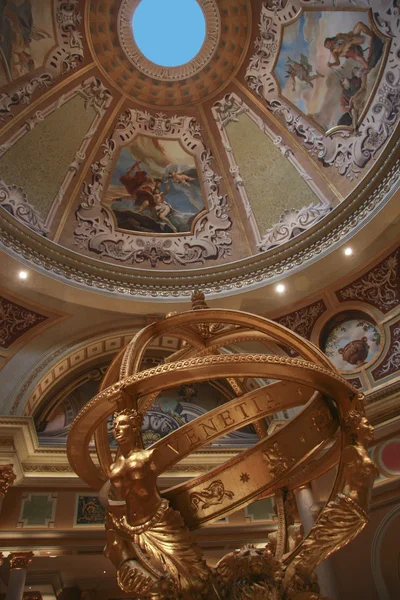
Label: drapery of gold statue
xmin=67 ymin=292 xmax=375 ymax=599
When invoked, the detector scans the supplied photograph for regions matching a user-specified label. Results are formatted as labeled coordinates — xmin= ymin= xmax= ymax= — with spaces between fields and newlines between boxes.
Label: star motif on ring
xmin=240 ymin=472 xmax=250 ymax=483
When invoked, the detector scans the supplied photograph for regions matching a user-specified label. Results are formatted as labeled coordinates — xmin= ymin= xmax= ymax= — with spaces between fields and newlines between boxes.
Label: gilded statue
xmin=104 ymin=406 xmax=211 ymax=598
xmin=67 ymin=294 xmax=376 ymax=600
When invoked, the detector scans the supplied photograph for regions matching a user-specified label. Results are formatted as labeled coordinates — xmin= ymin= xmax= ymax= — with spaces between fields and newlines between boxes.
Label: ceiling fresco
xmin=0 ymin=0 xmax=399 ymax=298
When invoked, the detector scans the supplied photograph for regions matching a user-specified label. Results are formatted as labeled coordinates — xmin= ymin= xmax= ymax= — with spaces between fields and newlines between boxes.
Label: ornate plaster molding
xmin=336 ymin=247 xmax=400 ymax=313
xmin=0 ymin=182 xmax=48 ymax=236
xmin=373 ymin=320 xmax=400 ymax=380
xmin=275 ymin=299 xmax=327 ymax=355
xmin=0 ymin=141 xmax=399 ymax=297
xmin=0 ymin=77 xmax=112 ymax=232
xmin=245 ymin=0 xmax=400 ymax=180
xmin=118 ymin=0 xmax=220 ymax=82
xmin=74 ymin=109 xmax=232 ymax=266
xmin=212 ymin=92 xmax=331 ymax=250
xmin=0 ymin=0 xmax=84 ymax=121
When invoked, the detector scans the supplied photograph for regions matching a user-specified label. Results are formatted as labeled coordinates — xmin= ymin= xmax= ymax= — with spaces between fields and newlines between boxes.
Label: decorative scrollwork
xmin=337 ymin=248 xmax=400 ymax=312
xmin=245 ymin=1 xmax=400 ymax=179
xmin=212 ymin=92 xmax=331 ymax=251
xmin=0 ymin=182 xmax=48 ymax=236
xmin=0 ymin=0 xmax=84 ymax=120
xmin=373 ymin=323 xmax=400 ymax=378
xmin=74 ymin=110 xmax=232 ymax=267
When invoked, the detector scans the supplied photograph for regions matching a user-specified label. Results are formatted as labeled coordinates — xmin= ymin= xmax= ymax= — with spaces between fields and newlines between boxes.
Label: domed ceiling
xmin=0 ymin=0 xmax=399 ymax=298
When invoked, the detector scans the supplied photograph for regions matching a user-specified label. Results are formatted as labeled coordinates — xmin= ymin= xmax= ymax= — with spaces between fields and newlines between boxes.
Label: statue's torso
xmin=110 ymin=449 xmax=162 ymax=525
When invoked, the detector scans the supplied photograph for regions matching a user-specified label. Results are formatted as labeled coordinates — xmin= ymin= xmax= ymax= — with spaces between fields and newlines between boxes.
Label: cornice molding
xmin=0 ymin=143 xmax=399 ymax=299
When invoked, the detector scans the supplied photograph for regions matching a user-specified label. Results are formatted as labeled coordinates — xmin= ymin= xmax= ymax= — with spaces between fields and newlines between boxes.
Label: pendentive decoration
xmin=74 ymin=110 xmax=232 ymax=266
xmin=67 ymin=293 xmax=375 ymax=599
xmin=245 ymin=0 xmax=398 ymax=180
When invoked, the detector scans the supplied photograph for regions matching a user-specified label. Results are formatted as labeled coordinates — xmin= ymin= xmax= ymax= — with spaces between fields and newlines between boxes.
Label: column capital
xmin=293 ymin=483 xmax=312 ymax=493
xmin=0 ymin=464 xmax=16 ymax=496
xmin=8 ymin=551 xmax=34 ymax=570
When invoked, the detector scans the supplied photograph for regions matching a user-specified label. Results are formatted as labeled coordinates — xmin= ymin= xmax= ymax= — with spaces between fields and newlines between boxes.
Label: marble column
xmin=6 ymin=552 xmax=34 ymax=600
xmin=0 ymin=464 xmax=16 ymax=513
xmin=294 ymin=485 xmax=339 ymax=600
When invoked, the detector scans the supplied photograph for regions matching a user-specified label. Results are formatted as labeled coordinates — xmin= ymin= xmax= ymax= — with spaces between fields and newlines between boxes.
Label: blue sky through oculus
xmin=133 ymin=0 xmax=206 ymax=67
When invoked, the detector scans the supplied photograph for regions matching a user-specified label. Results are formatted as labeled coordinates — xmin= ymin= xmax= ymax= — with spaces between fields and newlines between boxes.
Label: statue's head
xmin=113 ymin=409 xmax=143 ymax=448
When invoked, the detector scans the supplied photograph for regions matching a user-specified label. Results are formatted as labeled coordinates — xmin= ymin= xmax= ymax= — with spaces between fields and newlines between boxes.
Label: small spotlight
xmin=276 ymin=283 xmax=286 ymax=294
xmin=344 ymin=247 xmax=353 ymax=256
xmin=103 ymin=570 xmax=107 ymax=574
xmin=18 ymin=270 xmax=28 ymax=280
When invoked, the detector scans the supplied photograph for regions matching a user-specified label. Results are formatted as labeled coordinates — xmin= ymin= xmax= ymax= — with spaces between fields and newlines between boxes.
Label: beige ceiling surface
xmin=0 ymin=0 xmax=399 ymax=299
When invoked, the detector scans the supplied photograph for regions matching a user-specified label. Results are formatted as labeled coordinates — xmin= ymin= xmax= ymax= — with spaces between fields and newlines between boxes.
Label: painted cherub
xmin=169 ymin=170 xmax=195 ymax=187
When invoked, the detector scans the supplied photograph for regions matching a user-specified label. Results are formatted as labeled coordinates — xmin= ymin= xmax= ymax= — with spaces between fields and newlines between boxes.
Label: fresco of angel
xmin=285 ymin=54 xmax=324 ymax=92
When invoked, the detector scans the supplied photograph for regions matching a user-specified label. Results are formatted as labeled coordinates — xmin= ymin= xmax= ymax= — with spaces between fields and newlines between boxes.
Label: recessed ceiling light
xmin=344 ymin=247 xmax=353 ymax=256
xmin=18 ymin=270 xmax=28 ymax=280
xmin=103 ymin=570 xmax=107 ymax=574
xmin=276 ymin=283 xmax=286 ymax=294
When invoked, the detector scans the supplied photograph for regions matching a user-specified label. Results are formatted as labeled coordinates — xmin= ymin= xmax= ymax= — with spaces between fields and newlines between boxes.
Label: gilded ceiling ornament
xmin=0 ymin=296 xmax=47 ymax=349
xmin=0 ymin=182 xmax=48 ymax=236
xmin=0 ymin=464 xmax=16 ymax=496
xmin=0 ymin=76 xmax=112 ymax=235
xmin=8 ymin=551 xmax=34 ymax=571
xmin=67 ymin=299 xmax=375 ymax=598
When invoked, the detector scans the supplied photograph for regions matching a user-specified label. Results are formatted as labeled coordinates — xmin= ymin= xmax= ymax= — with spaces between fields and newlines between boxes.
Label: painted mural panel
xmin=322 ymin=312 xmax=382 ymax=371
xmin=104 ymin=134 xmax=206 ymax=235
xmin=274 ymin=10 xmax=387 ymax=132
xmin=0 ymin=0 xmax=57 ymax=86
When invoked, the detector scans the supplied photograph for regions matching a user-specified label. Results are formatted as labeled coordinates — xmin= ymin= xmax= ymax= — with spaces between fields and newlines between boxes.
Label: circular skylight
xmin=133 ymin=0 xmax=206 ymax=67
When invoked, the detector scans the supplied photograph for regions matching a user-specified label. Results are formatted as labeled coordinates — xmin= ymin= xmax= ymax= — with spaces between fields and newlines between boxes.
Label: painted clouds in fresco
xmin=274 ymin=11 xmax=386 ymax=131
xmin=104 ymin=135 xmax=206 ymax=234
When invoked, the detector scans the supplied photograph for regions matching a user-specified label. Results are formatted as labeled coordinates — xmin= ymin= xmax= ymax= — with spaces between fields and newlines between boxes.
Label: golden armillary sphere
xmin=68 ymin=292 xmax=375 ymax=600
